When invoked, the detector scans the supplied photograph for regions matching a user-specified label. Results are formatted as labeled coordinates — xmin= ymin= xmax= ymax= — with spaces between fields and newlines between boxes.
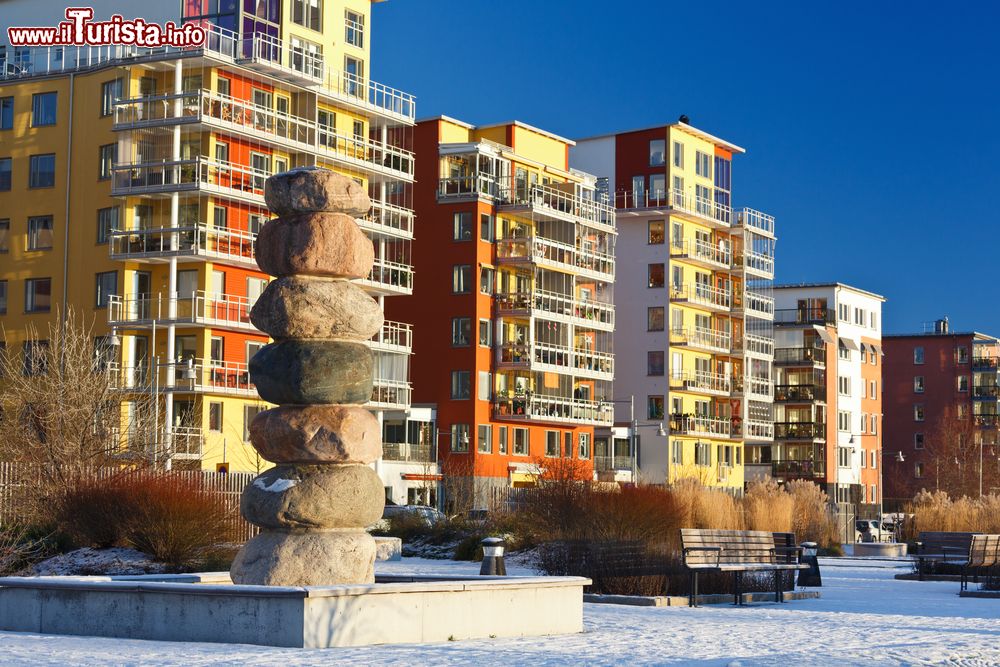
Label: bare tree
xmin=919 ymin=410 xmax=1000 ymax=498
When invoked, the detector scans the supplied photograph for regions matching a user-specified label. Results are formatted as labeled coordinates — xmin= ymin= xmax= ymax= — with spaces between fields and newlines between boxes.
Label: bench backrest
xmin=772 ymin=532 xmax=798 ymax=564
xmin=680 ymin=529 xmax=777 ymax=567
xmin=968 ymin=534 xmax=1000 ymax=568
xmin=918 ymin=531 xmax=975 ymax=554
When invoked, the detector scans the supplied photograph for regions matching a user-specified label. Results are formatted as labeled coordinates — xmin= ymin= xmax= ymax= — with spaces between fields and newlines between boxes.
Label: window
xmin=0 ymin=97 xmax=12 ymax=130
xmin=861 ymin=379 xmax=867 ymax=398
xmin=870 ymin=380 xmax=877 ymax=398
xmin=914 ymin=347 xmax=924 ymax=364
xmin=578 ymin=433 xmax=591 ymax=459
xmin=344 ymin=55 xmax=365 ymax=87
xmin=837 ymin=447 xmax=851 ymax=468
xmin=695 ymin=151 xmax=711 ymax=178
xmin=452 ymin=265 xmax=472 ymax=293
xmin=498 ymin=426 xmax=508 ymax=454
xmin=450 ymin=424 xmax=470 ymax=452
xmin=838 ymin=303 xmax=850 ymax=321
xmin=647 ymin=307 xmax=664 ymax=331
xmin=870 ymin=312 xmax=878 ymax=329
xmin=27 ymin=216 xmax=53 ymax=250
xmin=860 ymin=448 xmax=867 ymax=467
xmin=95 ymin=271 xmax=116 ymax=308
xmin=101 ymin=79 xmax=122 ymax=117
xmin=871 ymin=451 xmax=878 ymax=469
xmin=292 ymin=0 xmax=322 ymax=31
xmin=352 ymin=120 xmax=364 ymax=141
xmin=914 ymin=404 xmax=925 ymax=421
xmin=31 ymin=92 xmax=57 ymax=126
xmin=513 ymin=428 xmax=528 ymax=455
xmin=914 ymin=433 xmax=925 ymax=449
xmin=648 ymin=263 xmax=665 ymax=288
xmin=22 ymin=340 xmax=48 ymax=376
xmin=914 ymin=376 xmax=924 ymax=393
xmin=647 ymin=351 xmax=664 ymax=376
xmin=29 ymin=154 xmax=56 ymax=188
xmin=289 ymin=37 xmax=322 ymax=78
xmin=915 ymin=462 xmax=925 ymax=479
xmin=838 ymin=342 xmax=850 ymax=361
xmin=838 ymin=376 xmax=850 ymax=396
xmin=0 ymin=280 xmax=6 ymax=314
xmin=695 ymin=442 xmax=711 ymax=466
xmin=957 ymin=403 xmax=968 ymax=419
xmin=545 ymin=431 xmax=559 ymax=457
xmin=958 ymin=375 xmax=969 ymax=392
xmin=648 ymin=220 xmax=665 ymax=244
xmin=672 ymin=141 xmax=684 ymax=168
xmin=450 ymin=370 xmax=471 ymax=399
xmin=0 ymin=157 xmax=10 ymax=191
xmin=480 ymin=267 xmax=495 ymax=295
xmin=649 ymin=139 xmax=665 ymax=166
xmin=213 ymin=206 xmax=228 ymax=229
xmin=215 ymin=141 xmax=230 ymax=164
xmin=453 ymin=212 xmax=472 ymax=240
xmin=871 ymin=416 xmax=878 ymax=435
xmin=477 ymin=371 xmax=491 ymax=401
xmin=860 ymin=413 xmax=868 ymax=433
xmin=838 ymin=411 xmax=850 ymax=432
xmin=671 ymin=440 xmax=683 ymax=464
xmin=0 ymin=219 xmax=7 ymax=254
xmin=451 ymin=317 xmax=471 ymax=346
xmin=649 ymin=174 xmax=665 ymax=198
xmin=97 ymin=207 xmax=118 ymax=244
xmin=345 ymin=9 xmax=365 ymax=47
xmin=478 ymin=319 xmax=492 ymax=347
xmin=98 ymin=144 xmax=115 ymax=180
xmin=564 ymin=432 xmax=573 ymax=458
xmin=870 ymin=349 xmax=877 ymax=365
xmin=854 ymin=307 xmax=864 ymax=326
xmin=25 ymin=278 xmax=51 ymax=312
xmin=956 ymin=346 xmax=969 ymax=364
xmin=477 ymin=424 xmax=491 ymax=454
xmin=647 ymin=395 xmax=664 ymax=420
xmin=208 ymin=403 xmax=223 ymax=432
xmin=480 ymin=213 xmax=494 ymax=241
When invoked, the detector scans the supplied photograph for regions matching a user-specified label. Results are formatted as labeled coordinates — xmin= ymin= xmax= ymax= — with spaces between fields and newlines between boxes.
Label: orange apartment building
xmin=387 ymin=116 xmax=616 ymax=506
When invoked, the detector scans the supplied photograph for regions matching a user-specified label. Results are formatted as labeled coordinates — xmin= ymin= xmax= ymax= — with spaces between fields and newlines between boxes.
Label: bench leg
xmin=775 ymin=570 xmax=784 ymax=603
xmin=690 ymin=571 xmax=699 ymax=607
xmin=918 ymin=557 xmax=925 ymax=581
xmin=734 ymin=571 xmax=742 ymax=606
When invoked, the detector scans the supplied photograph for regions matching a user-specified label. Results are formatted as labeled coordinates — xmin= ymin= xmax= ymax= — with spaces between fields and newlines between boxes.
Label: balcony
xmin=501 ymin=185 xmax=616 ymax=233
xmin=740 ymin=376 xmax=775 ymax=402
xmin=744 ymin=333 xmax=774 ymax=358
xmin=369 ymin=321 xmax=413 ymax=354
xmin=733 ymin=208 xmax=776 ymax=238
xmin=973 ymin=356 xmax=1000 ymax=371
xmin=774 ymin=422 xmax=826 ymax=441
xmin=972 ymin=385 xmax=1000 ymax=400
xmin=111 ymin=359 xmax=255 ymax=397
xmin=775 ymin=384 xmax=826 ymax=402
xmin=739 ymin=291 xmax=775 ymax=320
xmin=495 ymin=290 xmax=614 ymax=332
xmin=735 ymin=250 xmax=775 ymax=280
xmin=774 ymin=308 xmax=836 ymax=327
xmin=108 ymin=292 xmax=257 ymax=334
xmin=670 ymin=238 xmax=731 ymax=271
xmin=594 ymin=455 xmax=635 ymax=473
xmin=493 ymin=395 xmax=614 ymax=427
xmin=615 ymin=188 xmax=731 ymax=228
xmin=358 ymin=201 xmax=414 ymax=241
xmin=670 ymin=283 xmax=732 ymax=313
xmin=169 ymin=426 xmax=206 ymax=460
xmin=670 ymin=327 xmax=732 ymax=355
xmin=112 ymin=157 xmax=267 ymax=203
xmin=669 ymin=414 xmax=735 ymax=439
xmin=370 ymin=379 xmax=412 ymax=411
xmin=975 ymin=413 xmax=1000 ymax=427
xmin=496 ymin=235 xmax=614 ymax=282
xmin=360 ymin=257 xmax=414 ymax=296
xmin=745 ymin=419 xmax=775 ymax=443
xmin=381 ymin=442 xmax=434 ymax=463
xmin=498 ymin=342 xmax=613 ymax=381
xmin=108 ymin=224 xmax=258 ymax=270
xmin=775 ymin=347 xmax=826 ymax=367
xmin=772 ymin=459 xmax=826 ymax=480
xmin=670 ymin=371 xmax=732 ymax=396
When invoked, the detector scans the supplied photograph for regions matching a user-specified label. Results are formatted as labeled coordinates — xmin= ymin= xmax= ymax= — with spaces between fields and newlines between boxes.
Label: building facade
xmin=0 ymin=2 xmax=423 ymax=488
xmin=763 ymin=284 xmax=884 ymax=507
xmin=882 ymin=322 xmax=1000 ymax=499
xmin=571 ymin=119 xmax=776 ymax=492
xmin=386 ymin=117 xmax=616 ymax=506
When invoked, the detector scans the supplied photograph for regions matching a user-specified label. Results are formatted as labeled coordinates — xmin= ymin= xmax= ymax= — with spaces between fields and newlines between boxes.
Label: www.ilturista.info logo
xmin=6 ymin=7 xmax=206 ymax=48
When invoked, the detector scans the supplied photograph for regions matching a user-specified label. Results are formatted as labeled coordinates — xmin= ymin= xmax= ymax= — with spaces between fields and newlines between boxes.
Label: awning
xmin=840 ymin=337 xmax=860 ymax=351
xmin=812 ymin=326 xmax=835 ymax=345
xmin=859 ymin=342 xmax=869 ymax=355
xmin=871 ymin=343 xmax=884 ymax=356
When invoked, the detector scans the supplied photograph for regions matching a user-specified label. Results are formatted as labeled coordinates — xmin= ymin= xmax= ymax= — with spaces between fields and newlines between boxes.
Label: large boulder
xmin=250 ymin=405 xmax=381 ymax=464
xmin=250 ymin=277 xmax=383 ymax=341
xmin=255 ymin=211 xmax=374 ymax=279
xmin=249 ymin=340 xmax=373 ymax=405
xmin=240 ymin=464 xmax=384 ymax=531
xmin=230 ymin=530 xmax=375 ymax=586
xmin=264 ymin=166 xmax=371 ymax=217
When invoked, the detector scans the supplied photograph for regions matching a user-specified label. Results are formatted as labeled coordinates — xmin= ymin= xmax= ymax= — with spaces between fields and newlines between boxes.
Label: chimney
xmin=935 ymin=317 xmax=949 ymax=334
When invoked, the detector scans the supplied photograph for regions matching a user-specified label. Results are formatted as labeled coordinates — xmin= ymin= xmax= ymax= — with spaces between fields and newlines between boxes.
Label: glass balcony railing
xmin=493 ymin=394 xmax=614 ymax=427
xmin=108 ymin=224 xmax=257 ymax=267
xmin=774 ymin=347 xmax=826 ymax=366
xmin=670 ymin=326 xmax=732 ymax=353
xmin=496 ymin=235 xmax=614 ymax=279
xmin=670 ymin=238 xmax=731 ymax=268
xmin=772 ymin=459 xmax=826 ymax=479
xmin=669 ymin=414 xmax=735 ymax=438
xmin=774 ymin=422 xmax=826 ymax=440
xmin=381 ymin=442 xmax=434 ymax=463
xmin=774 ymin=308 xmax=836 ymax=326
xmin=495 ymin=289 xmax=615 ymax=329
xmin=774 ymin=384 xmax=826 ymax=402
xmin=670 ymin=283 xmax=732 ymax=310
xmin=108 ymin=292 xmax=256 ymax=332
xmin=615 ymin=188 xmax=731 ymax=226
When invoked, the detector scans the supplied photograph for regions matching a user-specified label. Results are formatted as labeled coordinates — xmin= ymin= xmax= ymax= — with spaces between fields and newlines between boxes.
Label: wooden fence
xmin=0 ymin=462 xmax=260 ymax=543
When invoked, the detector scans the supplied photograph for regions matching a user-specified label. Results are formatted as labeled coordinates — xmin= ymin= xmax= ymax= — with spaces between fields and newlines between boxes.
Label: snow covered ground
xmin=2 ymin=557 xmax=999 ymax=666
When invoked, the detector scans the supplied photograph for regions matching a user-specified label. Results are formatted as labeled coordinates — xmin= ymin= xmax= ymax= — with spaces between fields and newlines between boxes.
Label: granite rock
xmin=249 ymin=340 xmax=374 ymax=405
xmin=230 ymin=530 xmax=375 ymax=586
xmin=250 ymin=277 xmax=383 ymax=341
xmin=255 ymin=211 xmax=374 ymax=279
xmin=264 ymin=167 xmax=371 ymax=217
xmin=249 ymin=405 xmax=381 ymax=464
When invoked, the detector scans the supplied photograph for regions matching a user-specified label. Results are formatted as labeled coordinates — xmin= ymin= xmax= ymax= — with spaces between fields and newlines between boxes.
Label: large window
xmin=578 ymin=433 xmax=591 ymax=459
xmin=914 ymin=347 xmax=924 ymax=364
xmin=695 ymin=441 xmax=711 ymax=466
xmin=451 ymin=317 xmax=471 ymax=346
xmin=672 ymin=141 xmax=684 ymax=168
xmin=452 ymin=265 xmax=472 ymax=293
xmin=0 ymin=97 xmax=12 ymax=130
xmin=450 ymin=424 xmax=470 ymax=452
xmin=27 ymin=216 xmax=53 ymax=250
xmin=478 ymin=319 xmax=492 ymax=347
xmin=647 ymin=306 xmax=664 ymax=331
xmin=22 ymin=340 xmax=49 ymax=376
xmin=648 ymin=220 xmax=665 ymax=244
xmin=98 ymin=144 xmax=116 ymax=180
xmin=97 ymin=207 xmax=119 ymax=244
xmin=29 ymin=153 xmax=55 ymax=188
xmin=345 ymin=9 xmax=365 ymax=48
xmin=647 ymin=351 xmax=664 ymax=376
xmin=649 ymin=139 xmax=665 ymax=166
xmin=513 ymin=428 xmax=529 ymax=455
xmin=292 ymin=0 xmax=322 ymax=31
xmin=25 ymin=277 xmax=52 ymax=312
xmin=450 ymin=370 xmax=471 ymax=399
xmin=545 ymin=431 xmax=560 ymax=457
xmin=648 ymin=395 xmax=665 ymax=420
xmin=243 ymin=405 xmax=264 ymax=441
xmin=648 ymin=263 xmax=665 ymax=288
xmin=0 ymin=157 xmax=10 ymax=191
xmin=453 ymin=212 xmax=472 ymax=240
xmin=95 ymin=271 xmax=117 ymax=308
xmin=100 ymin=78 xmax=122 ymax=117
xmin=695 ymin=151 xmax=712 ymax=178
xmin=31 ymin=92 xmax=57 ymax=127
xmin=477 ymin=424 xmax=491 ymax=454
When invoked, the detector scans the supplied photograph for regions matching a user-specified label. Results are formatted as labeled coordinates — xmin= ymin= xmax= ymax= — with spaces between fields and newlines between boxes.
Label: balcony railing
xmin=671 ymin=371 xmax=732 ymax=395
xmin=495 ymin=290 xmax=615 ymax=330
xmin=774 ymin=422 xmax=826 ymax=440
xmin=772 ymin=459 xmax=826 ymax=479
xmin=361 ymin=201 xmax=414 ymax=239
xmin=108 ymin=292 xmax=256 ymax=332
xmin=671 ymin=238 xmax=731 ymax=269
xmin=498 ymin=342 xmax=614 ymax=378
xmin=972 ymin=385 xmax=1000 ymax=399
xmin=743 ymin=377 xmax=775 ymax=400
xmin=381 ymin=442 xmax=434 ymax=463
xmin=369 ymin=379 xmax=412 ymax=410
xmin=508 ymin=185 xmax=616 ymax=231
xmin=744 ymin=333 xmax=775 ymax=358
xmin=370 ymin=321 xmax=413 ymax=353
xmin=493 ymin=395 xmax=614 ymax=427
xmin=110 ymin=359 xmax=255 ymax=397
xmin=740 ymin=250 xmax=775 ymax=278
xmin=742 ymin=291 xmax=775 ymax=319
xmin=594 ymin=455 xmax=634 ymax=472
xmin=669 ymin=414 xmax=734 ymax=438
xmin=670 ymin=283 xmax=732 ymax=311
xmin=670 ymin=327 xmax=732 ymax=353
xmin=360 ymin=257 xmax=414 ymax=294
xmin=496 ymin=236 xmax=614 ymax=279
xmin=973 ymin=356 xmax=1000 ymax=371
xmin=734 ymin=208 xmax=775 ymax=237
xmin=774 ymin=308 xmax=836 ymax=326
xmin=975 ymin=413 xmax=1000 ymax=426
xmin=112 ymin=157 xmax=267 ymax=199
xmin=774 ymin=347 xmax=826 ymax=366
xmin=108 ymin=224 xmax=257 ymax=267
xmin=775 ymin=384 xmax=826 ymax=402
xmin=615 ymin=188 xmax=731 ymax=226
xmin=745 ymin=419 xmax=775 ymax=442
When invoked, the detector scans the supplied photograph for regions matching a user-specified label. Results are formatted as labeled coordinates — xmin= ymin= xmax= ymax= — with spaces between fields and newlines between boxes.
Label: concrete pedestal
xmin=852 ymin=542 xmax=907 ymax=557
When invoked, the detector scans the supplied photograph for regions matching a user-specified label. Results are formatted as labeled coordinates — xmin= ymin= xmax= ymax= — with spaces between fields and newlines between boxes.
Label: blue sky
xmin=373 ymin=0 xmax=1000 ymax=335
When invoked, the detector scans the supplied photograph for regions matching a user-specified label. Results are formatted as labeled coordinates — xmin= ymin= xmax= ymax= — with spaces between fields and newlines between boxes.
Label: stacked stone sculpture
xmin=230 ymin=167 xmax=385 ymax=586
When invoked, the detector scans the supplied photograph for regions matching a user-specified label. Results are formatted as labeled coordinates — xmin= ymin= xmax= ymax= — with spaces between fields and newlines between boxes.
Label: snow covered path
xmin=2 ymin=558 xmax=999 ymax=666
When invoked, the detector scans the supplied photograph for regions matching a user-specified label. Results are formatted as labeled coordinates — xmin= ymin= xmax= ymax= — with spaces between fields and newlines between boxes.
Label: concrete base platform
xmin=959 ymin=590 xmax=1000 ymax=598
xmin=584 ymin=590 xmax=820 ymax=607
xmin=0 ymin=572 xmax=588 ymax=648
xmin=853 ymin=543 xmax=908 ymax=557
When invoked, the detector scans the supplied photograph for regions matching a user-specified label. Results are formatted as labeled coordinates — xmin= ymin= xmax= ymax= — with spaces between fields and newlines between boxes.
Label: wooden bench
xmin=961 ymin=534 xmax=1000 ymax=592
xmin=680 ymin=529 xmax=808 ymax=607
xmin=916 ymin=532 xmax=976 ymax=580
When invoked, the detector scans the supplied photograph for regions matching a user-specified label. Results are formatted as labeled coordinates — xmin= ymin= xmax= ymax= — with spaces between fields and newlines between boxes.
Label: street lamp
xmin=607 ymin=394 xmax=666 ymax=483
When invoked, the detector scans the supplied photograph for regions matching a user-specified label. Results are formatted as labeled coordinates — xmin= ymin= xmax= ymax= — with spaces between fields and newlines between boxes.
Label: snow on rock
xmin=29 ymin=548 xmax=168 ymax=576
xmin=252 ymin=477 xmax=297 ymax=493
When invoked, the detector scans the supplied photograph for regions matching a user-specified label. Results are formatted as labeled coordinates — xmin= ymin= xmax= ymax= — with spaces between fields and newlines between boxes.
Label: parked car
xmin=855 ymin=519 xmax=882 ymax=543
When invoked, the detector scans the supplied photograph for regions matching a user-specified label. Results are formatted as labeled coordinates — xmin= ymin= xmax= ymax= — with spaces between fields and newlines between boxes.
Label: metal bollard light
xmin=479 ymin=537 xmax=507 ymax=576
xmin=798 ymin=541 xmax=822 ymax=587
